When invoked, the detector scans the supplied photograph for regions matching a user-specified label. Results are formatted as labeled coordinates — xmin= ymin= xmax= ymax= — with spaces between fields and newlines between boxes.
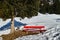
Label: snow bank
xmin=15 ymin=13 xmax=60 ymax=40
xmin=15 ymin=25 xmax=60 ymax=40
xmin=0 ymin=13 xmax=60 ymax=40
xmin=0 ymin=29 xmax=10 ymax=36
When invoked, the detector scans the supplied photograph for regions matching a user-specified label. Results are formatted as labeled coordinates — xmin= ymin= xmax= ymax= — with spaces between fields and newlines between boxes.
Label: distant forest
xmin=39 ymin=0 xmax=60 ymax=14
xmin=0 ymin=0 xmax=60 ymax=16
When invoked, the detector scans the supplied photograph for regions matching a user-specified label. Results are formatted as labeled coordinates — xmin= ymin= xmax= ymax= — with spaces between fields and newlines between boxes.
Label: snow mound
xmin=0 ymin=13 xmax=60 ymax=40
xmin=15 ymin=25 xmax=60 ymax=40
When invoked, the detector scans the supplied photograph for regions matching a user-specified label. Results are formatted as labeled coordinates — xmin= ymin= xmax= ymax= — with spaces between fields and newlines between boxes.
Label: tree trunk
xmin=10 ymin=12 xmax=15 ymax=33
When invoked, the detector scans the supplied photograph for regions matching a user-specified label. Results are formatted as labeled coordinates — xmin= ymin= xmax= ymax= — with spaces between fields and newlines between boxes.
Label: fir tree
xmin=0 ymin=0 xmax=40 ymax=33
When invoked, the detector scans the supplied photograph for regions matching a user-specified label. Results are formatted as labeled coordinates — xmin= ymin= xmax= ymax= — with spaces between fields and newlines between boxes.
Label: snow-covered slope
xmin=20 ymin=13 xmax=60 ymax=29
xmin=15 ymin=25 xmax=60 ymax=40
xmin=0 ymin=13 xmax=60 ymax=40
xmin=15 ymin=13 xmax=60 ymax=40
xmin=0 ymin=29 xmax=10 ymax=36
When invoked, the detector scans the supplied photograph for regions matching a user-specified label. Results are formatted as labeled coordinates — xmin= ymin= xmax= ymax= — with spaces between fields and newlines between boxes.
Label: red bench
xmin=23 ymin=26 xmax=46 ymax=33
xmin=24 ymin=26 xmax=45 ymax=28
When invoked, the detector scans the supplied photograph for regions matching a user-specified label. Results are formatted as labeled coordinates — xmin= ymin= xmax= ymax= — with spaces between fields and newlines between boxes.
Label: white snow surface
xmin=0 ymin=13 xmax=60 ymax=40
xmin=0 ymin=29 xmax=10 ymax=36
xmin=14 ymin=25 xmax=60 ymax=40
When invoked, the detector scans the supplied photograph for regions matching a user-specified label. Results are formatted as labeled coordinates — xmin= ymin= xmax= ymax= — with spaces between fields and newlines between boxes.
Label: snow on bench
xmin=23 ymin=25 xmax=46 ymax=32
xmin=0 ymin=37 xmax=2 ymax=40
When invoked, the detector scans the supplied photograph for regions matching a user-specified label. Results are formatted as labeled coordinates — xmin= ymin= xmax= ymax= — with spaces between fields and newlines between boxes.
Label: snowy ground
xmin=15 ymin=25 xmax=60 ymax=40
xmin=0 ymin=13 xmax=60 ymax=40
xmin=15 ymin=13 xmax=60 ymax=40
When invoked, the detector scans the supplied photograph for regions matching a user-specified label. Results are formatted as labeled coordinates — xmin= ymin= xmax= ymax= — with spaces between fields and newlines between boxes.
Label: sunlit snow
xmin=0 ymin=13 xmax=60 ymax=40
